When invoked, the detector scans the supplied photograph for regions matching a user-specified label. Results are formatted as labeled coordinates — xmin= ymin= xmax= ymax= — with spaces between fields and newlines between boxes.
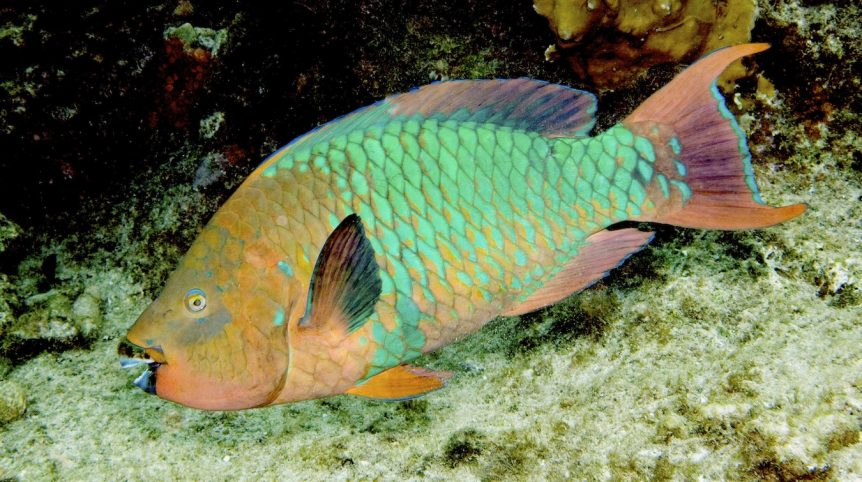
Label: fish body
xmin=122 ymin=44 xmax=804 ymax=410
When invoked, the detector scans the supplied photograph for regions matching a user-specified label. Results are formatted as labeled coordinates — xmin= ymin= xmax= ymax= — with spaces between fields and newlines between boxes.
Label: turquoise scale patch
xmin=419 ymin=126 xmax=441 ymax=158
xmin=345 ymin=142 xmax=367 ymax=171
xmin=475 ymin=169 xmax=493 ymax=203
xmin=277 ymin=260 xmax=293 ymax=277
xmin=476 ymin=125 xmax=496 ymax=156
xmin=586 ymin=139 xmax=603 ymax=161
xmin=272 ymin=306 xmax=285 ymax=327
xmin=421 ymin=176 xmax=444 ymax=212
xmin=656 ymin=174 xmax=670 ymax=198
xmin=394 ymin=215 xmax=417 ymax=246
xmin=400 ymin=131 xmax=420 ymax=161
xmin=383 ymin=120 xmax=402 ymax=136
xmin=670 ymin=179 xmax=693 ymax=202
xmin=405 ymin=327 xmax=426 ymax=350
xmin=458 ymin=125 xmax=478 ymax=152
xmin=329 ymin=135 xmax=347 ymax=151
xmin=404 ymin=181 xmax=426 ymax=215
xmin=417 ymin=238 xmax=445 ymax=274
xmin=350 ymin=171 xmax=369 ymax=195
xmin=457 ymin=175 xmax=476 ymax=205
xmin=415 ymin=215 xmax=435 ymax=242
xmin=674 ymin=159 xmax=687 ymax=177
xmin=379 ymin=134 xmax=402 ymax=164
xmin=403 ymin=117 xmax=421 ymax=135
xmin=363 ymin=137 xmax=386 ymax=167
xmin=601 ymin=134 xmax=618 ymax=158
xmin=553 ymin=139 xmax=571 ymax=160
xmin=391 ymin=259 xmax=413 ymax=297
xmin=669 ymin=136 xmax=682 ymax=155
xmin=419 ymin=151 xmax=441 ymax=185
xmin=628 ymin=180 xmax=648 ymax=206
xmin=379 ymin=225 xmax=401 ymax=257
xmin=579 ymin=153 xmax=597 ymax=183
xmin=514 ymin=249 xmax=528 ymax=267
xmin=371 ymin=191 xmax=393 ymax=226
xmin=277 ymin=155 xmax=294 ymax=170
xmin=613 ymin=168 xmax=633 ymax=192
xmin=613 ymin=125 xmax=635 ymax=146
xmin=495 ymin=127 xmax=514 ymax=154
xmin=618 ymin=145 xmax=638 ymax=171
xmin=636 ymin=160 xmax=654 ymax=181
xmin=262 ymin=165 xmax=277 ymax=178
xmin=402 ymin=248 xmax=427 ymax=286
xmin=592 ymin=175 xmax=611 ymax=204
xmin=396 ymin=296 xmax=421 ymax=325
xmin=427 ymin=206 xmax=450 ymax=239
xmin=456 ymin=271 xmax=473 ymax=286
xmin=512 ymin=131 xmax=532 ymax=156
xmin=531 ymin=136 xmax=550 ymax=160
xmin=475 ymin=143 xmax=494 ymax=178
xmin=596 ymin=152 xmax=615 ymax=179
xmin=379 ymin=269 xmax=394 ymax=295
xmin=634 ymin=136 xmax=656 ymax=163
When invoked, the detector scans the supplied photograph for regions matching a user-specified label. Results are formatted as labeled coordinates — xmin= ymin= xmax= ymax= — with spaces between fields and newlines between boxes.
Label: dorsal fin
xmin=253 ymin=79 xmax=597 ymax=176
xmin=503 ymin=228 xmax=654 ymax=316
xmin=300 ymin=214 xmax=382 ymax=334
xmin=387 ymin=79 xmax=597 ymax=137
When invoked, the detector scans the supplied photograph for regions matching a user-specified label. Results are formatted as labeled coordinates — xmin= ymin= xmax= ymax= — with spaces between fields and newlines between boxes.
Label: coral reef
xmin=0 ymin=0 xmax=860 ymax=480
xmin=534 ymin=0 xmax=757 ymax=89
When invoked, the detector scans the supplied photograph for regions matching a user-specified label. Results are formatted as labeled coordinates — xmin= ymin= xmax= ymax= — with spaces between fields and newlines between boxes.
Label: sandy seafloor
xmin=1 ymin=1 xmax=860 ymax=481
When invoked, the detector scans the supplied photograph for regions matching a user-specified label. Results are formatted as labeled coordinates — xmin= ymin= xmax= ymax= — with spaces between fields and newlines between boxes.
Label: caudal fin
xmin=624 ymin=43 xmax=805 ymax=230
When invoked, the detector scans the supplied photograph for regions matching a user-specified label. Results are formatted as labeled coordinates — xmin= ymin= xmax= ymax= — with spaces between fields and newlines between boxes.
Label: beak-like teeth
xmin=120 ymin=357 xmax=153 ymax=369
xmin=133 ymin=368 xmax=157 ymax=394
xmin=119 ymin=338 xmax=160 ymax=395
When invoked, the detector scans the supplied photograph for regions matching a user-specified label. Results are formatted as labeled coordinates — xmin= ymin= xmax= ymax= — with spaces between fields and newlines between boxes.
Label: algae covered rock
xmin=0 ymin=380 xmax=26 ymax=424
xmin=534 ymin=0 xmax=757 ymax=88
xmin=6 ymin=288 xmax=102 ymax=351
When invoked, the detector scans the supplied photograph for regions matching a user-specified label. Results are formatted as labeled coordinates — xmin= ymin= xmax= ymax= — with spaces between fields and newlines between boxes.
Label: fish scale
xmin=254 ymin=113 xmax=658 ymax=381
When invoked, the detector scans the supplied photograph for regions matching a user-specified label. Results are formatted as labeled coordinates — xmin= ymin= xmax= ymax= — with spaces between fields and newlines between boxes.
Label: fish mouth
xmin=118 ymin=338 xmax=164 ymax=395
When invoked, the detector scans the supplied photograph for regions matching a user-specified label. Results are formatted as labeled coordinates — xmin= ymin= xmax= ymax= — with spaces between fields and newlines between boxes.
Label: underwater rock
xmin=534 ymin=0 xmax=756 ymax=89
xmin=12 ymin=291 xmax=77 ymax=344
xmin=0 ymin=380 xmax=26 ymax=424
xmin=71 ymin=289 xmax=102 ymax=339
xmin=164 ymin=22 xmax=229 ymax=58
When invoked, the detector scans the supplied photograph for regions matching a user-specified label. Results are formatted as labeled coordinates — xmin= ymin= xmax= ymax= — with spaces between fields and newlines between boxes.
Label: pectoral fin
xmin=346 ymin=365 xmax=453 ymax=401
xmin=300 ymin=214 xmax=382 ymax=334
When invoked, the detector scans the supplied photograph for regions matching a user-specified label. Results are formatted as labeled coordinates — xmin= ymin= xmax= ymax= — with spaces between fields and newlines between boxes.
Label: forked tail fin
xmin=624 ymin=43 xmax=805 ymax=229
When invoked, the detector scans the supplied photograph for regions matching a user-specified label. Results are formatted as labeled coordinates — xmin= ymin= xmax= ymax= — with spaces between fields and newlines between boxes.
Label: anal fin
xmin=346 ymin=365 xmax=453 ymax=401
xmin=503 ymin=228 xmax=654 ymax=316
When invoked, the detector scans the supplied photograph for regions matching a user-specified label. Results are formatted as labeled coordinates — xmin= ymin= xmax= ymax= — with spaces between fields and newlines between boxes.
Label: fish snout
xmin=118 ymin=338 xmax=164 ymax=395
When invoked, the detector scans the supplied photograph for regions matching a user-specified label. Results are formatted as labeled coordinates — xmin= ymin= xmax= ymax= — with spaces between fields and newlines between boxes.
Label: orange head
xmin=120 ymin=220 xmax=295 ymax=410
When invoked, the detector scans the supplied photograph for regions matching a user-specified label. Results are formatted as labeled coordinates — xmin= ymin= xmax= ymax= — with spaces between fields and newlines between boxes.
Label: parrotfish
xmin=120 ymin=44 xmax=804 ymax=410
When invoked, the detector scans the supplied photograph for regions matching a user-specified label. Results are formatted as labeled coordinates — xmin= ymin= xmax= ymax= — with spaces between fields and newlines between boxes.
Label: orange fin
xmin=346 ymin=365 xmax=453 ymax=401
xmin=503 ymin=228 xmax=654 ymax=316
xmin=625 ymin=43 xmax=806 ymax=230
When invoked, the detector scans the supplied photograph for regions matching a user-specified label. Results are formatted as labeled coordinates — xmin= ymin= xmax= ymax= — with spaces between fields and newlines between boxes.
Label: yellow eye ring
xmin=185 ymin=288 xmax=207 ymax=313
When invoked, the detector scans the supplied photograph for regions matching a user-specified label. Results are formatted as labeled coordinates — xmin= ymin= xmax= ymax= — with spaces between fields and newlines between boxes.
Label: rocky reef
xmin=535 ymin=0 xmax=757 ymax=89
xmin=0 ymin=0 xmax=860 ymax=480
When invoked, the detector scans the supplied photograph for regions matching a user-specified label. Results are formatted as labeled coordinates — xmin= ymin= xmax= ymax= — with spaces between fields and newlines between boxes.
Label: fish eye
xmin=184 ymin=288 xmax=207 ymax=313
